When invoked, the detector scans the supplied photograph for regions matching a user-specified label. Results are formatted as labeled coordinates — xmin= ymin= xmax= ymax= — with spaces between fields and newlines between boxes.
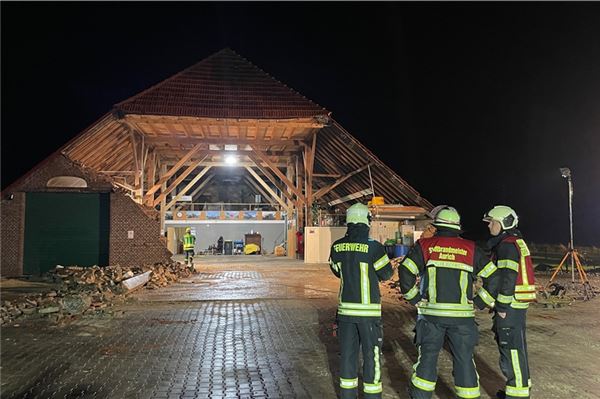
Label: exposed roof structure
xmin=9 ymin=48 xmax=432 ymax=225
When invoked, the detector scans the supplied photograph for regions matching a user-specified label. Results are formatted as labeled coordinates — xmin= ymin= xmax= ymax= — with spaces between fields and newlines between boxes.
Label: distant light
xmin=224 ymin=144 xmax=238 ymax=151
xmin=560 ymin=167 xmax=571 ymax=179
xmin=225 ymin=155 xmax=238 ymax=165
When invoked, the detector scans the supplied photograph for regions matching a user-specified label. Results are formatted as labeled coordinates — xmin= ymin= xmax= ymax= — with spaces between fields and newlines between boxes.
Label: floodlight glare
xmin=225 ymin=154 xmax=238 ymax=165
xmin=560 ymin=167 xmax=571 ymax=179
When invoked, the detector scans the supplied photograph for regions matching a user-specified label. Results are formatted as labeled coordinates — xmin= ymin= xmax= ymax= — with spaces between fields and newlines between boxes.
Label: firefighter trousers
xmin=338 ymin=319 xmax=383 ymax=399
xmin=493 ymin=308 xmax=531 ymax=399
xmin=409 ymin=317 xmax=481 ymax=399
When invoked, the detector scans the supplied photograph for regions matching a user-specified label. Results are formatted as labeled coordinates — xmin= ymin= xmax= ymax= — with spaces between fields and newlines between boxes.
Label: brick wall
xmin=109 ymin=194 xmax=172 ymax=266
xmin=1 ymin=154 xmax=171 ymax=276
xmin=0 ymin=192 xmax=25 ymax=277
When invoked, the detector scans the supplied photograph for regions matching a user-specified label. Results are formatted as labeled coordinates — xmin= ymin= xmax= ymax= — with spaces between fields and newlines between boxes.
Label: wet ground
xmin=1 ymin=255 xmax=599 ymax=398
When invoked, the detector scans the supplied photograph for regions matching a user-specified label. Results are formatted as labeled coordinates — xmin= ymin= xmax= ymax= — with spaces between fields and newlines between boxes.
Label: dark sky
xmin=2 ymin=2 xmax=599 ymax=245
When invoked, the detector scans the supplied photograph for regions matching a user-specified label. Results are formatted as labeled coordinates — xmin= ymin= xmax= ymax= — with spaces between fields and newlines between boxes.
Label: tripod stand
xmin=546 ymin=247 xmax=595 ymax=300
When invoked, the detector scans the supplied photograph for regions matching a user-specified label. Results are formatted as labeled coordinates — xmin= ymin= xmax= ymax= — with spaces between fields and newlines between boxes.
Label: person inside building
xmin=483 ymin=206 xmax=535 ymax=399
xmin=329 ymin=203 xmax=393 ymax=399
xmin=216 ymin=236 xmax=224 ymax=255
xmin=399 ymin=206 xmax=497 ymax=399
xmin=181 ymin=227 xmax=196 ymax=267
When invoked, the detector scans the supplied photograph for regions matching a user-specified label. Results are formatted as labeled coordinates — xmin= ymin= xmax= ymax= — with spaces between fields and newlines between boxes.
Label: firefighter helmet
xmin=432 ymin=206 xmax=461 ymax=230
xmin=185 ymin=227 xmax=191 ymax=233
xmin=346 ymin=203 xmax=371 ymax=226
xmin=483 ymin=205 xmax=519 ymax=230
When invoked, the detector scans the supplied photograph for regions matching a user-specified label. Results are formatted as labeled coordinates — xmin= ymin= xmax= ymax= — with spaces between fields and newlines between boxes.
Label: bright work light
xmin=225 ymin=154 xmax=238 ymax=165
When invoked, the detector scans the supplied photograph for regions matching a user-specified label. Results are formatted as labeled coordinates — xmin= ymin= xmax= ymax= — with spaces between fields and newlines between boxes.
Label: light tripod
xmin=546 ymin=168 xmax=595 ymax=300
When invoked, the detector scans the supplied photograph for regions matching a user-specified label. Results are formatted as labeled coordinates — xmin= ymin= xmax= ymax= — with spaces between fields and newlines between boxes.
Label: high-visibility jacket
xmin=182 ymin=233 xmax=196 ymax=251
xmin=400 ymin=229 xmax=497 ymax=321
xmin=329 ymin=223 xmax=393 ymax=321
xmin=490 ymin=232 xmax=536 ymax=311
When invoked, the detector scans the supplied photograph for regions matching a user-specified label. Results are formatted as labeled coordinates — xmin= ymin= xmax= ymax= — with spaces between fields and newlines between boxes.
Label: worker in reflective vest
xmin=400 ymin=206 xmax=497 ymax=399
xmin=182 ymin=227 xmax=196 ymax=264
xmin=483 ymin=206 xmax=535 ymax=399
xmin=329 ymin=203 xmax=393 ymax=399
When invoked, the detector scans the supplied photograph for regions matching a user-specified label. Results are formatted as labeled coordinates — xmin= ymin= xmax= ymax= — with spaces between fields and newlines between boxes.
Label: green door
xmin=24 ymin=192 xmax=109 ymax=275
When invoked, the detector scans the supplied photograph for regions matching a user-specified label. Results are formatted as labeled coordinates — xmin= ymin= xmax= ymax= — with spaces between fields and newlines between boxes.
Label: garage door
xmin=24 ymin=192 xmax=109 ymax=275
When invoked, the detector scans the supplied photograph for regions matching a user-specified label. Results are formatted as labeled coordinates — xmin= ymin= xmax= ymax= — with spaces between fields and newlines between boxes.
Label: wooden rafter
xmin=245 ymin=167 xmax=289 ymax=210
xmin=244 ymin=176 xmax=278 ymax=206
xmin=143 ymin=143 xmax=203 ymax=204
xmin=164 ymin=166 xmax=212 ymax=211
xmin=188 ymin=174 xmax=214 ymax=201
xmin=152 ymin=154 xmax=208 ymax=207
xmin=246 ymin=154 xmax=298 ymax=206
xmin=313 ymin=163 xmax=372 ymax=200
xmin=249 ymin=146 xmax=305 ymax=203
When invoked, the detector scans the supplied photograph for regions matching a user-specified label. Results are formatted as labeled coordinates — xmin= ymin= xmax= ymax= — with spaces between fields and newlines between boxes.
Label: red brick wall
xmin=0 ymin=192 xmax=25 ymax=277
xmin=109 ymin=194 xmax=172 ymax=266
xmin=1 ymin=154 xmax=171 ymax=276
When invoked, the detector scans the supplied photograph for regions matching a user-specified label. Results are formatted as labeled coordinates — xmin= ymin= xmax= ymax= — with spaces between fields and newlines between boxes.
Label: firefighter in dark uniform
xmin=483 ymin=206 xmax=535 ymax=399
xmin=329 ymin=203 xmax=393 ymax=399
xmin=399 ymin=206 xmax=498 ymax=399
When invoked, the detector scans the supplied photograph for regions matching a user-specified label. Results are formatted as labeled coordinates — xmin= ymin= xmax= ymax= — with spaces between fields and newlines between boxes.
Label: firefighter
xmin=399 ymin=206 xmax=497 ymax=399
xmin=483 ymin=206 xmax=535 ymax=399
xmin=329 ymin=203 xmax=393 ymax=399
xmin=181 ymin=227 xmax=196 ymax=268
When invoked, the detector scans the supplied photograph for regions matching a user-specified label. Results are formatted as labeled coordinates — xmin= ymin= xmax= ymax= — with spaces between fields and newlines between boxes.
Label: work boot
xmin=496 ymin=390 xmax=506 ymax=399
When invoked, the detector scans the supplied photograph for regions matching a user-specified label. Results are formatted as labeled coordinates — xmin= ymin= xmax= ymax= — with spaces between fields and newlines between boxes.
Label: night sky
xmin=2 ymin=2 xmax=599 ymax=246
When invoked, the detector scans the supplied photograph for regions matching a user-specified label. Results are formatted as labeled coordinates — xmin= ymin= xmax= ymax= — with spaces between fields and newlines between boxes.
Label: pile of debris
xmin=0 ymin=262 xmax=193 ymax=326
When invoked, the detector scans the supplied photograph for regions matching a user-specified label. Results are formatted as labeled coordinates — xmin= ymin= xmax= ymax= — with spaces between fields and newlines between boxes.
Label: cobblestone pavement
xmin=1 ymin=256 xmax=599 ymax=398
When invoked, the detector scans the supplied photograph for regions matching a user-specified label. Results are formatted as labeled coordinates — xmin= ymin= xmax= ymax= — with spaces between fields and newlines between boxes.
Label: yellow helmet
xmin=346 ymin=203 xmax=371 ymax=226
xmin=483 ymin=205 xmax=518 ymax=230
xmin=185 ymin=227 xmax=191 ymax=233
xmin=432 ymin=206 xmax=461 ymax=230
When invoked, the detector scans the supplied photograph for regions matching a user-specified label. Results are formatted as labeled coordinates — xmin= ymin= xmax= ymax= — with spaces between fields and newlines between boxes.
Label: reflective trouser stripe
xmin=338 ymin=309 xmax=381 ymax=317
xmin=340 ymin=377 xmax=358 ymax=389
xmin=338 ymin=301 xmax=381 ymax=317
xmin=411 ymin=373 xmax=436 ymax=391
xmin=456 ymin=385 xmax=481 ymax=398
xmin=511 ymin=349 xmax=523 ymax=388
xmin=373 ymin=346 xmax=380 ymax=383
xmin=506 ymin=385 xmax=530 ymax=397
xmin=514 ymin=292 xmax=536 ymax=301
xmin=497 ymin=294 xmax=513 ymax=304
xmin=510 ymin=301 xmax=529 ymax=309
xmin=363 ymin=382 xmax=382 ymax=393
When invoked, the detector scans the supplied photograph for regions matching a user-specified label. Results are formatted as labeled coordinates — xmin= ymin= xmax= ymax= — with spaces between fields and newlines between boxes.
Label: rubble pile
xmin=0 ymin=262 xmax=193 ymax=326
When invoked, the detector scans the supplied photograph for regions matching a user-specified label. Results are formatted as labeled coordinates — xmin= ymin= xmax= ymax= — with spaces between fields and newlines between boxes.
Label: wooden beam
xmin=164 ymin=166 xmax=213 ymax=211
xmin=123 ymin=114 xmax=326 ymax=128
xmin=145 ymin=137 xmax=305 ymax=147
xmin=189 ymin=174 xmax=215 ymax=201
xmin=152 ymin=155 xmax=208 ymax=207
xmin=244 ymin=176 xmax=278 ymax=206
xmin=249 ymin=146 xmax=306 ymax=203
xmin=143 ymin=143 xmax=203 ymax=204
xmin=313 ymin=163 xmax=372 ymax=200
xmin=313 ymin=173 xmax=341 ymax=178
xmin=245 ymin=166 xmax=290 ymax=211
xmin=246 ymin=155 xmax=298 ymax=206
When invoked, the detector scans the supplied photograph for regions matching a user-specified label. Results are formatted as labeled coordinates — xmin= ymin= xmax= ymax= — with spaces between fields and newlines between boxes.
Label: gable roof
xmin=115 ymin=48 xmax=330 ymax=120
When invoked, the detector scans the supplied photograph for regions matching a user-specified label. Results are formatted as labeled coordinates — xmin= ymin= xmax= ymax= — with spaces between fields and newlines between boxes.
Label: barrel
xmin=393 ymin=244 xmax=409 ymax=258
